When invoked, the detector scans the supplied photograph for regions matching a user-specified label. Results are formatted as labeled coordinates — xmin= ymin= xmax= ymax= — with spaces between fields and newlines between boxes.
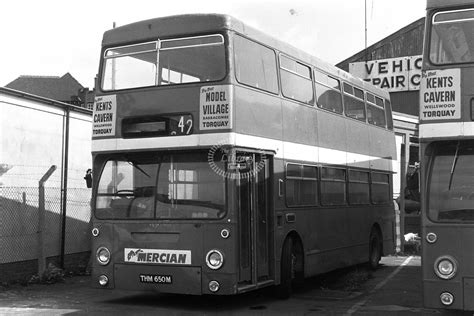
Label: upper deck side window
xmin=101 ymin=34 xmax=226 ymax=91
xmin=279 ymin=55 xmax=314 ymax=104
xmin=314 ymin=68 xmax=343 ymax=114
xmin=429 ymin=8 xmax=474 ymax=65
xmin=343 ymin=82 xmax=366 ymax=122
xmin=233 ymin=35 xmax=278 ymax=94
xmin=366 ymin=93 xmax=387 ymax=128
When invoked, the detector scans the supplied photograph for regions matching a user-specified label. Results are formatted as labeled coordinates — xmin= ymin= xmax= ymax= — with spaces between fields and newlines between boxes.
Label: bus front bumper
xmin=96 ymin=264 xmax=203 ymax=295
xmin=423 ymin=278 xmax=474 ymax=311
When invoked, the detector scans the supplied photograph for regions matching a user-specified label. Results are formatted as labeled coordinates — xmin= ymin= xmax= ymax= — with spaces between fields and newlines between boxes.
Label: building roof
xmin=336 ymin=17 xmax=425 ymax=71
xmin=5 ymin=73 xmax=84 ymax=102
xmin=0 ymin=87 xmax=92 ymax=115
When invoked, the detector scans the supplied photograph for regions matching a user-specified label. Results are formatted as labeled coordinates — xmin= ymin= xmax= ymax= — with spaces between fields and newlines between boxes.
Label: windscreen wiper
xmin=127 ymin=160 xmax=151 ymax=178
xmin=448 ymin=141 xmax=460 ymax=190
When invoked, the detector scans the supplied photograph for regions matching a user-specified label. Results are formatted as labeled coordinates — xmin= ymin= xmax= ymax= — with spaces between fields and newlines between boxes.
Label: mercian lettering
xmin=136 ymin=251 xmax=187 ymax=264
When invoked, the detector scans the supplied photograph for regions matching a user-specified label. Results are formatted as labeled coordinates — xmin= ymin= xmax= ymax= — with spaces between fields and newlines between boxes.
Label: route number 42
xmin=178 ymin=116 xmax=193 ymax=135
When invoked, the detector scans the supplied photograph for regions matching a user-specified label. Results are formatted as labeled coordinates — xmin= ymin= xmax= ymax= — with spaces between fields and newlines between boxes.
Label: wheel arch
xmin=370 ymin=223 xmax=384 ymax=255
xmin=280 ymin=230 xmax=304 ymax=274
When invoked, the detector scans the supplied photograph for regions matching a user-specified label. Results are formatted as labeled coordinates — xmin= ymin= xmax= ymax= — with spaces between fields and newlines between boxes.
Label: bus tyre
xmin=368 ymin=230 xmax=382 ymax=270
xmin=275 ymin=237 xmax=295 ymax=299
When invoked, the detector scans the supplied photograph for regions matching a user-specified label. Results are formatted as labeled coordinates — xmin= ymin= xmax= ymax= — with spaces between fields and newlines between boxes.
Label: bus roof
xmin=102 ymin=14 xmax=388 ymax=99
xmin=427 ymin=0 xmax=473 ymax=9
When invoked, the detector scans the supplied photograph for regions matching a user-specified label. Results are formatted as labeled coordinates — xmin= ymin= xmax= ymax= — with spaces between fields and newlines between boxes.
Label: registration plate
xmin=139 ymin=274 xmax=173 ymax=284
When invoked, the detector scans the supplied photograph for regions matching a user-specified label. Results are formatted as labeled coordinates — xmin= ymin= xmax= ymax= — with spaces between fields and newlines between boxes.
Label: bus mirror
xmin=84 ymin=169 xmax=92 ymax=188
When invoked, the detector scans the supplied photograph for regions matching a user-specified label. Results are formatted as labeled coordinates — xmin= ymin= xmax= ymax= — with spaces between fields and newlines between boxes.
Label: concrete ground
xmin=0 ymin=255 xmax=471 ymax=315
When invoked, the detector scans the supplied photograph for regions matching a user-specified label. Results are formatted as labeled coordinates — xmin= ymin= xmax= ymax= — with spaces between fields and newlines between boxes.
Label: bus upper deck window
xmin=101 ymin=34 xmax=226 ymax=91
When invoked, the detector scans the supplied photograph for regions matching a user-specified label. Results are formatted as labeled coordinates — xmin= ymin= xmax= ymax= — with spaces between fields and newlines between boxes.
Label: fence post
xmin=38 ymin=165 xmax=57 ymax=280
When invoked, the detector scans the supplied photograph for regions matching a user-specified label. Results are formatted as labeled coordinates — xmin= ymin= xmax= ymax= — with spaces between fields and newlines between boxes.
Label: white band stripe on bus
xmin=420 ymin=121 xmax=474 ymax=138
xmin=92 ymin=132 xmax=394 ymax=172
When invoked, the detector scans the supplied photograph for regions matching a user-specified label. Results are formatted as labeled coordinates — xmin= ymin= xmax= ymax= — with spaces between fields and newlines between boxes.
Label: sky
xmin=1 ymin=0 xmax=426 ymax=89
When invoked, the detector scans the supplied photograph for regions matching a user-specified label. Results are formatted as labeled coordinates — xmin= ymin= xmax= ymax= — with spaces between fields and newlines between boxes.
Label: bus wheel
xmin=368 ymin=229 xmax=382 ymax=270
xmin=275 ymin=237 xmax=297 ymax=299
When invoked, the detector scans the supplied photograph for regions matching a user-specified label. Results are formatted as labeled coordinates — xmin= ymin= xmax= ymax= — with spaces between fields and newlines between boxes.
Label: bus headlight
xmin=96 ymin=247 xmax=111 ymax=266
xmin=206 ymin=249 xmax=224 ymax=270
xmin=434 ymin=256 xmax=457 ymax=280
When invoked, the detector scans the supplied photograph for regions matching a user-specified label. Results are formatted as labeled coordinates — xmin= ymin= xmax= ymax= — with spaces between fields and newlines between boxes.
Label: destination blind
xmin=419 ymin=68 xmax=461 ymax=121
xmin=92 ymin=95 xmax=117 ymax=136
xmin=199 ymin=85 xmax=233 ymax=130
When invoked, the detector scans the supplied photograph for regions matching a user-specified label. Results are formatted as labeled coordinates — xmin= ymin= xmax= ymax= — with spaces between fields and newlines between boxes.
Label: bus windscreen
xmin=95 ymin=152 xmax=226 ymax=219
xmin=428 ymin=140 xmax=474 ymax=222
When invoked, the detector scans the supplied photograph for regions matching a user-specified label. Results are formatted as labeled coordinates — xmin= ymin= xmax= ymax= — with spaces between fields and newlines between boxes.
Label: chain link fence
xmin=0 ymin=165 xmax=92 ymax=267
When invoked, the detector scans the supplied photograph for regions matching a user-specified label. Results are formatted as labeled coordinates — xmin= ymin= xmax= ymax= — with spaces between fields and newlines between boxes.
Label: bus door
xmin=237 ymin=152 xmax=272 ymax=285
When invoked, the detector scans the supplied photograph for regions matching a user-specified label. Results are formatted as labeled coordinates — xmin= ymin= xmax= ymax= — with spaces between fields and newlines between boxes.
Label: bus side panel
xmin=461 ymin=68 xmax=474 ymax=121
xmin=304 ymin=207 xmax=362 ymax=275
xmin=345 ymin=119 xmax=369 ymax=169
xmin=369 ymin=128 xmax=397 ymax=172
xmin=280 ymin=99 xmax=318 ymax=148
xmin=317 ymin=110 xmax=346 ymax=158
xmin=233 ymin=85 xmax=282 ymax=140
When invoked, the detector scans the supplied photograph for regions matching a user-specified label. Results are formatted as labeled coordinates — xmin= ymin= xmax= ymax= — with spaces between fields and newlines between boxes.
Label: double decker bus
xmin=90 ymin=14 xmax=396 ymax=297
xmin=419 ymin=0 xmax=474 ymax=310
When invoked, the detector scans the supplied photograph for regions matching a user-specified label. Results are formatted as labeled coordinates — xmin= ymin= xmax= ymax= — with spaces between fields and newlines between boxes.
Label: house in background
xmin=5 ymin=73 xmax=95 ymax=110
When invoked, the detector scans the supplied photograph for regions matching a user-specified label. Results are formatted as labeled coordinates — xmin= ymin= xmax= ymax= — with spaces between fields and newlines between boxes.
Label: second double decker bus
xmin=90 ymin=14 xmax=396 ymax=297
xmin=419 ymin=0 xmax=474 ymax=311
